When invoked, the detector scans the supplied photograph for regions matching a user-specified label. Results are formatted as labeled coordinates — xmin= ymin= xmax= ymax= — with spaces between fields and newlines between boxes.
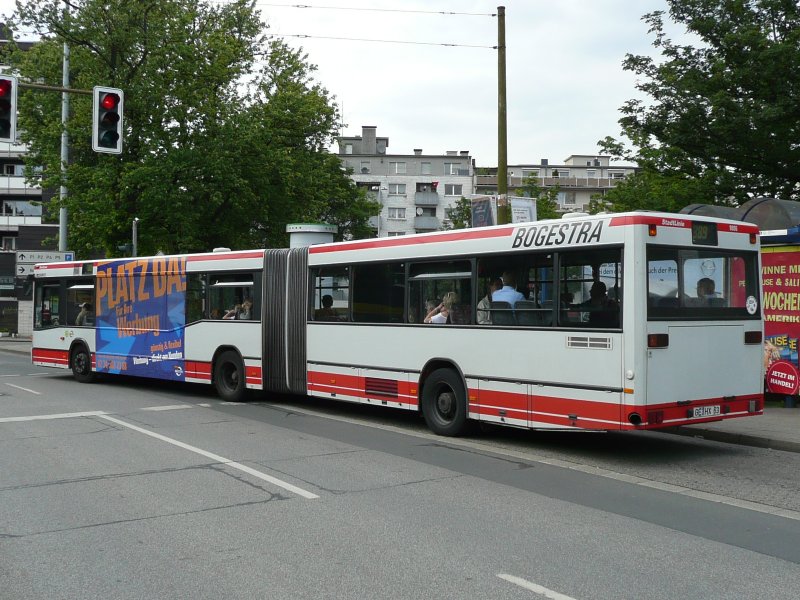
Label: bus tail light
xmin=648 ymin=224 xmax=657 ymax=237
xmin=750 ymin=233 xmax=757 ymax=244
xmin=744 ymin=331 xmax=762 ymax=344
xmin=647 ymin=333 xmax=669 ymax=348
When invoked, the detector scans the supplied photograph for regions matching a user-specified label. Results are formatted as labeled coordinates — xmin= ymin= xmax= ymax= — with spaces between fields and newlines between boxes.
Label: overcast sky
xmin=2 ymin=0 xmax=683 ymax=167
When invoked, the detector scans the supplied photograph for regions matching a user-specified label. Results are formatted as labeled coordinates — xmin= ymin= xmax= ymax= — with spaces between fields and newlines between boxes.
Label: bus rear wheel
xmin=214 ymin=351 xmax=246 ymax=402
xmin=70 ymin=345 xmax=95 ymax=383
xmin=422 ymin=368 xmax=469 ymax=436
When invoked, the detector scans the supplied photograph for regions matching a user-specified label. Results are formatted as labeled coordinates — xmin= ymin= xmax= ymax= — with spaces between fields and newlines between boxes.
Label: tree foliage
xmin=600 ymin=0 xmax=800 ymax=211
xmin=441 ymin=196 xmax=472 ymax=230
xmin=4 ymin=0 xmax=378 ymax=257
xmin=514 ymin=177 xmax=560 ymax=220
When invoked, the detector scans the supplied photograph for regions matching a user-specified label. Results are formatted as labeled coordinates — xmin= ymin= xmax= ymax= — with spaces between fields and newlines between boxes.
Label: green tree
xmin=514 ymin=177 xmax=560 ymax=220
xmin=6 ymin=0 xmax=377 ymax=257
xmin=441 ymin=196 xmax=472 ymax=230
xmin=599 ymin=0 xmax=800 ymax=211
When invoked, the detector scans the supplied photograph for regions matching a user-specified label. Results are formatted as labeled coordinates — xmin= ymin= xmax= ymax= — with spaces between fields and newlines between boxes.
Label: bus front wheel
xmin=422 ymin=368 xmax=469 ymax=436
xmin=70 ymin=345 xmax=95 ymax=383
xmin=214 ymin=351 xmax=246 ymax=402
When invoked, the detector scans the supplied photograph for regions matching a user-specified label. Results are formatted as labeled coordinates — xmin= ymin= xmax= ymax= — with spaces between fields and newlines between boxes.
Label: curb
xmin=661 ymin=426 xmax=800 ymax=454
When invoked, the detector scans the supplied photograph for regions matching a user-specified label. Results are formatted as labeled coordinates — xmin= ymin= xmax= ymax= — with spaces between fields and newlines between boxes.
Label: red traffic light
xmin=0 ymin=79 xmax=12 ymax=97
xmin=100 ymin=92 xmax=120 ymax=111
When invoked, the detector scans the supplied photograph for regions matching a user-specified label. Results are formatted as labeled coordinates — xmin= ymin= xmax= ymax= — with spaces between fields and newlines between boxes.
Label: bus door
xmin=645 ymin=246 xmax=762 ymax=411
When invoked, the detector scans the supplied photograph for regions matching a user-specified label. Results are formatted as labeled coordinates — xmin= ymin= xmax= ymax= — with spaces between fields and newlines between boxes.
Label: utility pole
xmin=58 ymin=1 xmax=69 ymax=251
xmin=496 ymin=6 xmax=508 ymax=225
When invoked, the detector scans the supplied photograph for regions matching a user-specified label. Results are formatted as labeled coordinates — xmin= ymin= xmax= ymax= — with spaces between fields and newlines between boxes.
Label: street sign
xmin=15 ymin=251 xmax=75 ymax=278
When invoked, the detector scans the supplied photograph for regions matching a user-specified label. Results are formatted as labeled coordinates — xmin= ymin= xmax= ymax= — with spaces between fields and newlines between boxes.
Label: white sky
xmin=1 ymin=0 xmax=683 ymax=167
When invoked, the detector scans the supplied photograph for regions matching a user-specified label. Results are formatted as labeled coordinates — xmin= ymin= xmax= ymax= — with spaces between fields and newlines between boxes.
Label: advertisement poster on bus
xmin=762 ymin=246 xmax=800 ymax=396
xmin=94 ymin=257 xmax=187 ymax=381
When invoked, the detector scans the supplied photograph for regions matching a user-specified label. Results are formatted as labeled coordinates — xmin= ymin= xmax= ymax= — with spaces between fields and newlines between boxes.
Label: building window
xmin=388 ymin=207 xmax=406 ymax=220
xmin=388 ymin=183 xmax=406 ymax=195
xmin=360 ymin=161 xmax=371 ymax=174
xmin=1 ymin=236 xmax=16 ymax=250
xmin=609 ymin=171 xmax=625 ymax=179
xmin=345 ymin=144 xmax=353 ymax=154
xmin=558 ymin=191 xmax=577 ymax=205
xmin=444 ymin=162 xmax=464 ymax=175
xmin=521 ymin=168 xmax=539 ymax=178
xmin=4 ymin=164 xmax=15 ymax=175
xmin=421 ymin=162 xmax=432 ymax=175
xmin=387 ymin=231 xmax=406 ymax=237
xmin=553 ymin=169 xmax=570 ymax=178
xmin=389 ymin=162 xmax=407 ymax=174
xmin=416 ymin=206 xmax=436 ymax=217
xmin=444 ymin=184 xmax=462 ymax=196
xmin=587 ymin=169 xmax=596 ymax=178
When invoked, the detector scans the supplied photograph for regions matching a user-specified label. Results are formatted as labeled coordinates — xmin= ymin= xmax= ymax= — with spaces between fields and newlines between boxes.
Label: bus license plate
xmin=693 ymin=405 xmax=720 ymax=418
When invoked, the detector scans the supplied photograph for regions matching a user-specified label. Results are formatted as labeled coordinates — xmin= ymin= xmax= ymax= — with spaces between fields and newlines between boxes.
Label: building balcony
xmin=414 ymin=191 xmax=440 ymax=206
xmin=414 ymin=216 xmax=440 ymax=230
xmin=1 ymin=216 xmax=43 ymax=228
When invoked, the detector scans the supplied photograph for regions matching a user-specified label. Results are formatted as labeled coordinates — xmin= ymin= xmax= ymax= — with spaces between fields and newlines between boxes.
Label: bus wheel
xmin=214 ymin=351 xmax=246 ymax=402
xmin=70 ymin=345 xmax=95 ymax=383
xmin=422 ymin=368 xmax=469 ymax=436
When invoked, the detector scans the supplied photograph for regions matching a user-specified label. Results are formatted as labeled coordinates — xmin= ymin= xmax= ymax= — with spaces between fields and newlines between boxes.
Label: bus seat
xmin=515 ymin=301 xmax=543 ymax=326
xmin=490 ymin=301 xmax=515 ymax=325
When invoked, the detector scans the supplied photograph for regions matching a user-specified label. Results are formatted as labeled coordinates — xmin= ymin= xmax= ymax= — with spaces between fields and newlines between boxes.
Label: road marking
xmin=497 ymin=574 xmax=577 ymax=599
xmin=3 ymin=382 xmax=41 ymax=395
xmin=99 ymin=414 xmax=319 ymax=499
xmin=0 ymin=411 xmax=108 ymax=423
xmin=141 ymin=404 xmax=193 ymax=412
xmin=262 ymin=401 xmax=800 ymax=521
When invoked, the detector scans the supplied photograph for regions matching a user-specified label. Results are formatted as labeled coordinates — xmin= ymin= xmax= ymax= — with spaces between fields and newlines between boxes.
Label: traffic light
xmin=0 ymin=75 xmax=18 ymax=143
xmin=92 ymin=86 xmax=123 ymax=154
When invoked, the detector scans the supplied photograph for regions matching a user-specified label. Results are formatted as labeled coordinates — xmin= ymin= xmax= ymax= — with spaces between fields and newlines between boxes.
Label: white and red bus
xmin=32 ymin=211 xmax=764 ymax=436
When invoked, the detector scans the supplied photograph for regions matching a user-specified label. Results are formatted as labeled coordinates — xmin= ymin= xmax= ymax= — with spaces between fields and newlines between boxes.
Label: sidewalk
xmin=2 ymin=336 xmax=799 ymax=452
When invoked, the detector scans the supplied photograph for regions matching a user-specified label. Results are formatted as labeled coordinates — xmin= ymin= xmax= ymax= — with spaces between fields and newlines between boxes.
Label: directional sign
xmin=16 ymin=251 xmax=74 ymax=264
xmin=15 ymin=250 xmax=75 ymax=278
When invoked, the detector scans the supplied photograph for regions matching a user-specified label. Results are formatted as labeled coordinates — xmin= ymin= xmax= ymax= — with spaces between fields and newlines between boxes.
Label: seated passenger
xmin=491 ymin=272 xmax=525 ymax=307
xmin=315 ymin=294 xmax=337 ymax=321
xmin=585 ymin=281 xmax=618 ymax=327
xmin=425 ymin=291 xmax=458 ymax=324
xmin=477 ymin=278 xmax=503 ymax=324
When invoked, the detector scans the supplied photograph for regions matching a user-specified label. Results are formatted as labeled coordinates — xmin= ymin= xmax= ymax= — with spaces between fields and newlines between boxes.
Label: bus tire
xmin=421 ymin=368 xmax=470 ymax=436
xmin=70 ymin=344 xmax=96 ymax=383
xmin=214 ymin=351 xmax=246 ymax=402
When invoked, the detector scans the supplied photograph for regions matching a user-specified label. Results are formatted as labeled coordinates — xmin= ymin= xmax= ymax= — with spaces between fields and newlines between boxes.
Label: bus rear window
xmin=647 ymin=246 xmax=760 ymax=319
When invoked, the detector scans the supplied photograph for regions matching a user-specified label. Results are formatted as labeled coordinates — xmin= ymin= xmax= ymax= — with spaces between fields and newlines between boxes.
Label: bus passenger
xmin=238 ymin=298 xmax=253 ymax=320
xmin=491 ymin=272 xmax=525 ymax=307
xmin=425 ymin=291 xmax=458 ymax=324
xmin=76 ymin=303 xmax=92 ymax=326
xmin=477 ymin=278 xmax=503 ymax=324
xmin=223 ymin=304 xmax=241 ymax=320
xmin=315 ymin=295 xmax=337 ymax=321
xmin=586 ymin=281 xmax=618 ymax=327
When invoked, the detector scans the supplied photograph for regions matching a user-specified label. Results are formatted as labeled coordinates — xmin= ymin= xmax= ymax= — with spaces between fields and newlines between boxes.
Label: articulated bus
xmin=31 ymin=211 xmax=764 ymax=436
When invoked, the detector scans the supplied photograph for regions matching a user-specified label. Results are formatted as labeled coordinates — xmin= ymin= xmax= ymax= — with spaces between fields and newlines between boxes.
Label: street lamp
xmin=132 ymin=217 xmax=139 ymax=257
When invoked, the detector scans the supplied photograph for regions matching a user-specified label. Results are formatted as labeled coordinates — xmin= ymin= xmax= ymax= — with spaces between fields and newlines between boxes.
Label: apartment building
xmin=1 ymin=25 xmax=55 ymax=335
xmin=475 ymin=155 xmax=638 ymax=213
xmin=337 ymin=125 xmax=474 ymax=236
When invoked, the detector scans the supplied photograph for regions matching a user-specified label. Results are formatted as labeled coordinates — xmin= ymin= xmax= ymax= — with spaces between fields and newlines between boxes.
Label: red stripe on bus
xmin=32 ymin=348 xmax=70 ymax=363
xmin=185 ymin=361 xmax=212 ymax=380
xmin=309 ymin=227 xmax=514 ymax=254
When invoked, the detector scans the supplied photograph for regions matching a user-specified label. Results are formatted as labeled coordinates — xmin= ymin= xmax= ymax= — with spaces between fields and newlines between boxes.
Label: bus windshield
xmin=647 ymin=246 xmax=761 ymax=319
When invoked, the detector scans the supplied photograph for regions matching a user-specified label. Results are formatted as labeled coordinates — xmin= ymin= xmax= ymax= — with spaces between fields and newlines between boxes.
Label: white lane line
xmin=0 ymin=411 xmax=108 ymax=423
xmin=497 ymin=574 xmax=577 ymax=599
xmin=4 ymin=382 xmax=42 ymax=395
xmin=141 ymin=404 xmax=194 ymax=412
xmin=99 ymin=414 xmax=319 ymax=500
xmin=263 ymin=401 xmax=800 ymax=521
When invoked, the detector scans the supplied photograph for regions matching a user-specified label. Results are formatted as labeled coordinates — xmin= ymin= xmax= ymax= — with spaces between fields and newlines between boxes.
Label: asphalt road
xmin=2 ymin=352 xmax=799 ymax=600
